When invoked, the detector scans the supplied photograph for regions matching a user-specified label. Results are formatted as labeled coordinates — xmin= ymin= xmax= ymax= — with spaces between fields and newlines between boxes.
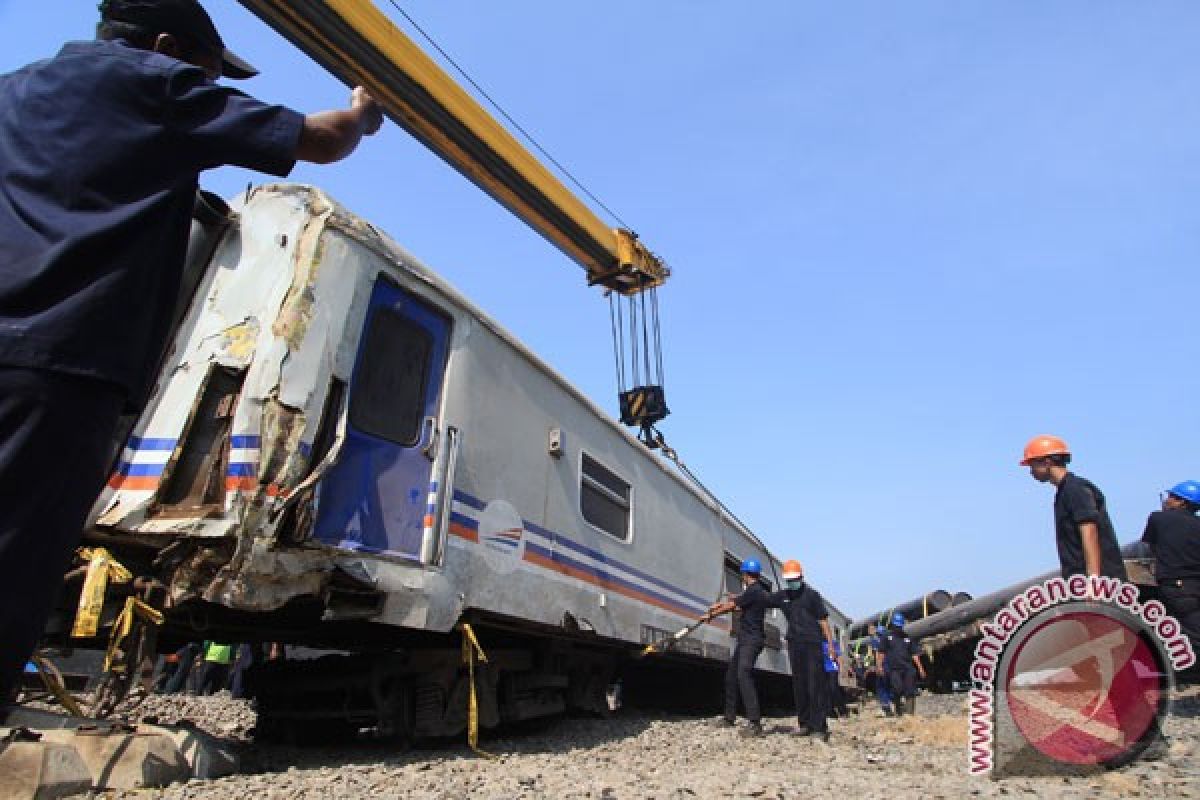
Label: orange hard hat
xmin=1020 ymin=434 xmax=1070 ymax=466
xmin=782 ymin=559 xmax=803 ymax=580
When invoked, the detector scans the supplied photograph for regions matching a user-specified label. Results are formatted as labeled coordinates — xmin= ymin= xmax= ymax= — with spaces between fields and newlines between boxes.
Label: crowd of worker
xmin=154 ymin=641 xmax=285 ymax=698
xmin=702 ymin=435 xmax=1199 ymax=740
xmin=703 ymin=558 xmax=927 ymax=740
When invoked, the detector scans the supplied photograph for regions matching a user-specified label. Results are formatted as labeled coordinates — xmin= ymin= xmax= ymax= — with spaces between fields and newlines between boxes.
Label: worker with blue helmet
xmin=868 ymin=625 xmax=895 ymax=716
xmin=874 ymin=610 xmax=926 ymax=716
xmin=706 ymin=557 xmax=771 ymax=737
xmin=1142 ymin=480 xmax=1200 ymax=655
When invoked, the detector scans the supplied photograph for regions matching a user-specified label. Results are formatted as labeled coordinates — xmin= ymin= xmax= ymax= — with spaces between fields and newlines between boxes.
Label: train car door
xmin=313 ymin=277 xmax=451 ymax=560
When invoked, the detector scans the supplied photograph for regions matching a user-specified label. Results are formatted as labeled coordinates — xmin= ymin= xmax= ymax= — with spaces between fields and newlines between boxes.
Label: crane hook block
xmin=590 ymin=229 xmax=670 ymax=296
xmin=619 ymin=385 xmax=669 ymax=428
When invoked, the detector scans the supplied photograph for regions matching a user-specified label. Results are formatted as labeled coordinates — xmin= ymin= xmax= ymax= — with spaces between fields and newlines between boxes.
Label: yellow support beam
xmin=238 ymin=0 xmax=668 ymax=294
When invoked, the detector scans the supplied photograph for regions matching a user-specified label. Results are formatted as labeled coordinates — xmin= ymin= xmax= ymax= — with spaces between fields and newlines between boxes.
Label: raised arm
xmin=296 ymin=87 xmax=384 ymax=164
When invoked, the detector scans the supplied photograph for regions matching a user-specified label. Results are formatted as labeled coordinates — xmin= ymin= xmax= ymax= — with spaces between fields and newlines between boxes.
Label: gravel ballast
xmin=69 ymin=686 xmax=1199 ymax=799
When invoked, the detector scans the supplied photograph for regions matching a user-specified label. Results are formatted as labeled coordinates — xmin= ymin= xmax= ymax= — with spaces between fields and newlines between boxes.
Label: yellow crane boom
xmin=237 ymin=0 xmax=668 ymax=295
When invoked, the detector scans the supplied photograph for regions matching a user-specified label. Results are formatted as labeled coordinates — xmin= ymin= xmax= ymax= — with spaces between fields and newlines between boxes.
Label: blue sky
xmin=4 ymin=2 xmax=1198 ymax=619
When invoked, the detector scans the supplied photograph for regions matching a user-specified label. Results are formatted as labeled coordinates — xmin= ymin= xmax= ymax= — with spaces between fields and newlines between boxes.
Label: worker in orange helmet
xmin=1021 ymin=435 xmax=1128 ymax=580
xmin=766 ymin=559 xmax=838 ymax=741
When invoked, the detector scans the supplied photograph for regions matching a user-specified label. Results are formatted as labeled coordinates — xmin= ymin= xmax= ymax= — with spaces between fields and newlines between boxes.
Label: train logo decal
xmin=450 ymin=488 xmax=720 ymax=624
xmin=476 ymin=499 xmax=526 ymax=567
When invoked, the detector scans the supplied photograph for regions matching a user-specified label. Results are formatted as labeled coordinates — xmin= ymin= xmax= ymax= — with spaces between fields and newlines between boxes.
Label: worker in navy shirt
xmin=876 ymin=612 xmax=926 ymax=716
xmin=707 ymin=559 xmax=771 ymax=737
xmin=766 ymin=559 xmax=836 ymax=741
xmin=1142 ymin=481 xmax=1200 ymax=654
xmin=0 ymin=0 xmax=384 ymax=705
xmin=868 ymin=625 xmax=895 ymax=716
xmin=1020 ymin=435 xmax=1128 ymax=580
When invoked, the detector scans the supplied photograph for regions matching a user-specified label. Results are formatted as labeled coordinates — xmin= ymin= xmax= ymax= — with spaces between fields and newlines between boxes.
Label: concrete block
xmin=0 ymin=740 xmax=93 ymax=800
xmin=148 ymin=723 xmax=240 ymax=779
xmin=38 ymin=727 xmax=190 ymax=789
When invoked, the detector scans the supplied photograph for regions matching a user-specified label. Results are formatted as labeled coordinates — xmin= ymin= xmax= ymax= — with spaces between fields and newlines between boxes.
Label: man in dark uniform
xmin=0 ymin=0 xmax=384 ymax=704
xmin=707 ymin=558 xmax=771 ymax=737
xmin=1142 ymin=480 xmax=1200 ymax=656
xmin=767 ymin=559 xmax=836 ymax=741
xmin=868 ymin=624 xmax=894 ymax=716
xmin=876 ymin=612 xmax=926 ymax=716
xmin=1021 ymin=435 xmax=1128 ymax=580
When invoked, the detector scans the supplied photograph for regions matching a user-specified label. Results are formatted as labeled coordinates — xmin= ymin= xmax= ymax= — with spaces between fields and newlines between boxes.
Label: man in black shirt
xmin=0 ymin=0 xmax=383 ymax=704
xmin=766 ymin=559 xmax=837 ymax=741
xmin=1021 ymin=435 xmax=1128 ymax=580
xmin=1142 ymin=480 xmax=1200 ymax=654
xmin=875 ymin=613 xmax=927 ymax=716
xmin=707 ymin=558 xmax=771 ymax=737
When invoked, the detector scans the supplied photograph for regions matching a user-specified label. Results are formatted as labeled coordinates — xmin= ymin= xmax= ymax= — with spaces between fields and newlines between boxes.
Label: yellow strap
xmin=459 ymin=623 xmax=495 ymax=759
xmin=103 ymin=597 xmax=165 ymax=673
xmin=29 ymin=653 xmax=84 ymax=717
xmin=71 ymin=547 xmax=132 ymax=639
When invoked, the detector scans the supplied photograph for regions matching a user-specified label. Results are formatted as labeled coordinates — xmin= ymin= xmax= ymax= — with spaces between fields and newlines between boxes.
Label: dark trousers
xmin=724 ymin=636 xmax=764 ymax=724
xmin=162 ymin=643 xmax=200 ymax=694
xmin=786 ymin=639 xmax=828 ymax=732
xmin=198 ymin=662 xmax=230 ymax=695
xmin=229 ymin=643 xmax=256 ymax=699
xmin=828 ymin=670 xmax=848 ymax=715
xmin=0 ymin=367 xmax=124 ymax=703
xmin=1161 ymin=585 xmax=1200 ymax=654
xmin=889 ymin=665 xmax=917 ymax=699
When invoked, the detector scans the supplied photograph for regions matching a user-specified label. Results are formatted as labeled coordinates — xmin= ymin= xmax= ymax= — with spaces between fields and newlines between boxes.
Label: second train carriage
xmin=83 ymin=183 xmax=849 ymax=735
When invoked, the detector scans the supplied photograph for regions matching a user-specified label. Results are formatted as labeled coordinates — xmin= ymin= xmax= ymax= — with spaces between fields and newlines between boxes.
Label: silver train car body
xmin=88 ymin=184 xmax=846 ymax=732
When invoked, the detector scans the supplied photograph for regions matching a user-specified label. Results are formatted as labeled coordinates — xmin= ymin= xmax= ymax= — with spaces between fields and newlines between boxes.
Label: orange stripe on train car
xmin=448 ymin=521 xmax=478 ymax=542
xmin=522 ymin=549 xmax=722 ymax=627
xmin=107 ymin=475 xmax=159 ymax=491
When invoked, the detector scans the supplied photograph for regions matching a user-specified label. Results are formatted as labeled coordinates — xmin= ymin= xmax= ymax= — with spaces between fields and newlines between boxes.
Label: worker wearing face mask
xmin=767 ymin=560 xmax=837 ymax=741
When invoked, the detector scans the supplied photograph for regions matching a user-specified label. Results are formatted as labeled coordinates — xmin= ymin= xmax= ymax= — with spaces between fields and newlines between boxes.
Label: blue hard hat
xmin=740 ymin=558 xmax=762 ymax=575
xmin=891 ymin=612 xmax=906 ymax=627
xmin=1167 ymin=481 xmax=1200 ymax=506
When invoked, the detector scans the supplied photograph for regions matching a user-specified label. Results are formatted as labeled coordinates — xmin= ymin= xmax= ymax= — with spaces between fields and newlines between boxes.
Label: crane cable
xmin=383 ymin=0 xmax=634 ymax=233
xmin=648 ymin=427 xmax=783 ymax=593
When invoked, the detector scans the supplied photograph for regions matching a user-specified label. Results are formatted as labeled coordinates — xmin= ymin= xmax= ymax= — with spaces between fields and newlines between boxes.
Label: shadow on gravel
xmin=238 ymin=712 xmax=661 ymax=775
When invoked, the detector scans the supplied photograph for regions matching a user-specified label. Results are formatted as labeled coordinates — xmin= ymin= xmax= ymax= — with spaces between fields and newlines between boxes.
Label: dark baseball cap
xmin=99 ymin=0 xmax=258 ymax=79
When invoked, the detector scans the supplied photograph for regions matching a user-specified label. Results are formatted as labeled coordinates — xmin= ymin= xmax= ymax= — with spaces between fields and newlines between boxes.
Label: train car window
xmin=580 ymin=453 xmax=631 ymax=541
xmin=349 ymin=308 xmax=432 ymax=445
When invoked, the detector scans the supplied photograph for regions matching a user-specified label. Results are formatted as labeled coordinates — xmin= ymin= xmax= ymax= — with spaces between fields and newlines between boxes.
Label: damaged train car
xmin=69 ymin=183 xmax=846 ymax=738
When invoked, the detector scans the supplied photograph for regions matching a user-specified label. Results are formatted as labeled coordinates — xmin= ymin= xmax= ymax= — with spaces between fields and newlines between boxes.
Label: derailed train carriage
xmin=73 ymin=183 xmax=848 ymax=738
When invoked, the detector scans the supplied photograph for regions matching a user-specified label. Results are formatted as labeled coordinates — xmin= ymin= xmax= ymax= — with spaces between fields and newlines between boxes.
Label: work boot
xmin=708 ymin=716 xmax=735 ymax=728
xmin=739 ymin=721 xmax=764 ymax=738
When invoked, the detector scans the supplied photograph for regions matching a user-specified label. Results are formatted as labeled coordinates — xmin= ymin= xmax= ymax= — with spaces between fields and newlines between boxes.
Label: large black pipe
xmin=905 ymin=572 xmax=1057 ymax=641
xmin=847 ymin=590 xmax=953 ymax=640
xmin=906 ymin=541 xmax=1152 ymax=641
